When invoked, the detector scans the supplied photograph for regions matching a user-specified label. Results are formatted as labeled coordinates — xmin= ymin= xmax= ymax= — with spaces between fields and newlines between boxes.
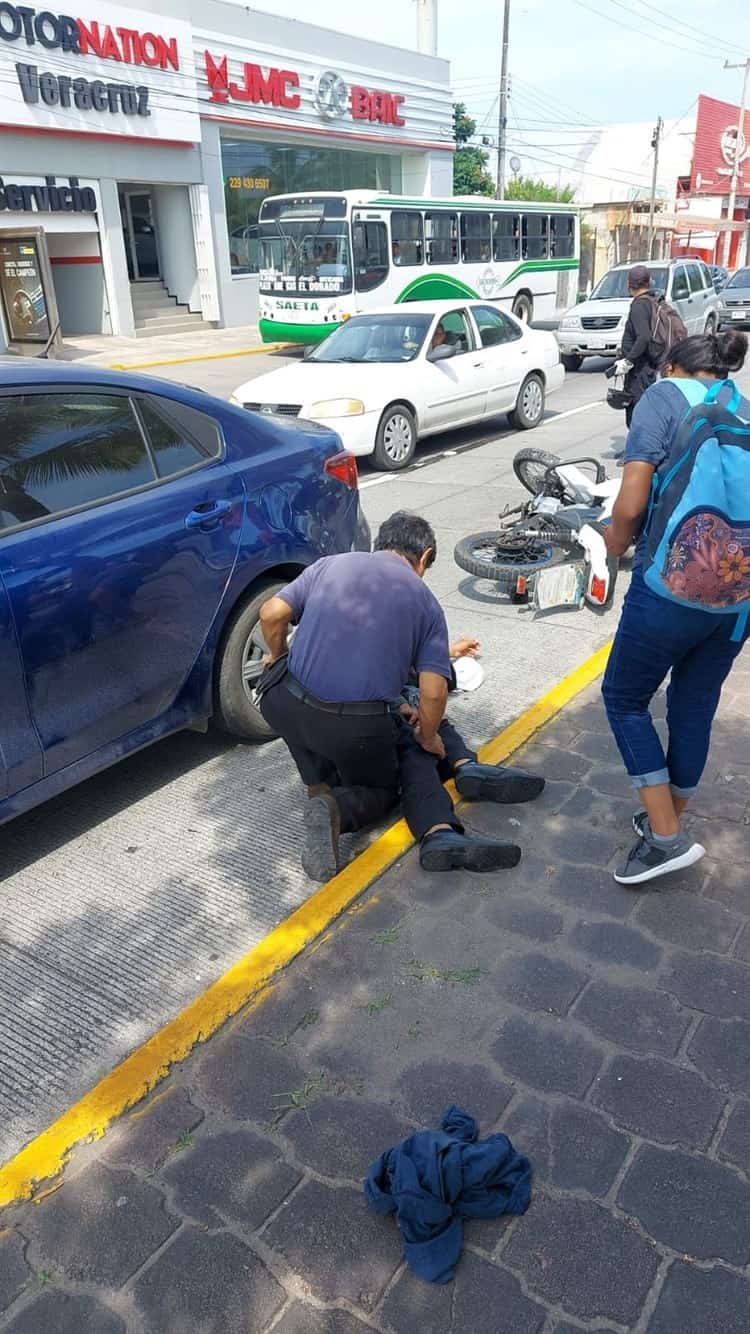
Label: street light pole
xmin=647 ymin=116 xmax=663 ymax=260
xmin=722 ymin=57 xmax=750 ymax=268
xmin=496 ymin=0 xmax=511 ymax=199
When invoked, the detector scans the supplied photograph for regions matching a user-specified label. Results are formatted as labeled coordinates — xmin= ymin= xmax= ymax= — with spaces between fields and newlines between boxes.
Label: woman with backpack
xmin=602 ymin=330 xmax=749 ymax=885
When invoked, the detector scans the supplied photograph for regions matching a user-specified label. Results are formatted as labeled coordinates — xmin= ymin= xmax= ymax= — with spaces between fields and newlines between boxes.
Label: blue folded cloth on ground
xmin=363 ymin=1105 xmax=532 ymax=1284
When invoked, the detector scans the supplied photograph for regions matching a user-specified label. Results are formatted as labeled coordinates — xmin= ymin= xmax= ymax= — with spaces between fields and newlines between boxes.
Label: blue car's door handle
xmin=184 ymin=500 xmax=233 ymax=528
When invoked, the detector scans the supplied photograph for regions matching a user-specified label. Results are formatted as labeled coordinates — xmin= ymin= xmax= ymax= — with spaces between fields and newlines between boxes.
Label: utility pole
xmin=646 ymin=116 xmax=663 ymax=260
xmin=496 ymin=0 xmax=511 ymax=199
xmin=722 ymin=57 xmax=750 ymax=268
xmin=414 ymin=0 xmax=438 ymax=56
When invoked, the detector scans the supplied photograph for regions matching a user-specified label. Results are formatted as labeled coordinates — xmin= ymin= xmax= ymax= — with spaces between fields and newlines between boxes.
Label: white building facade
xmin=0 ymin=0 xmax=453 ymax=349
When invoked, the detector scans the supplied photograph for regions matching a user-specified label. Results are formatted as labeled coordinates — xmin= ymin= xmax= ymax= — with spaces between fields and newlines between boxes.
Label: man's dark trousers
xmin=260 ymin=677 xmax=399 ymax=831
xmin=396 ymin=717 xmax=474 ymax=840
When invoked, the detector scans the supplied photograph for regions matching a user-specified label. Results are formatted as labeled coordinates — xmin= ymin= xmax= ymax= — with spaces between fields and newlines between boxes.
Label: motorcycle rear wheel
xmin=454 ymin=530 xmax=570 ymax=592
xmin=512 ymin=447 xmax=566 ymax=497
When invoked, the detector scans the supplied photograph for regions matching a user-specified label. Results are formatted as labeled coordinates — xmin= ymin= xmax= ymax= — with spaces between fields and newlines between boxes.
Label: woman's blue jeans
xmin=602 ymin=569 xmax=748 ymax=796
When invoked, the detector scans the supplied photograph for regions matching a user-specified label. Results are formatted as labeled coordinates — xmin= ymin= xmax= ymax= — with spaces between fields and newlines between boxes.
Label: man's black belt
xmin=285 ymin=674 xmax=388 ymax=716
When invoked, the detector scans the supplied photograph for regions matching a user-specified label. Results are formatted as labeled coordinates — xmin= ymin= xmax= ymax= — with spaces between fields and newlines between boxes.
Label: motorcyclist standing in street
xmin=613 ymin=265 xmax=657 ymax=427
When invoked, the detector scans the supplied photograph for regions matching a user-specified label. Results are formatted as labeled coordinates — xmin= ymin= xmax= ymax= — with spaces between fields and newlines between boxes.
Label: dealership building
xmin=0 ymin=0 xmax=452 ymax=349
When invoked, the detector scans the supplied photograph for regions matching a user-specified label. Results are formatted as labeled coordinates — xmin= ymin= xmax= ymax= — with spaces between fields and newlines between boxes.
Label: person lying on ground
xmin=394 ymin=636 xmax=546 ymax=872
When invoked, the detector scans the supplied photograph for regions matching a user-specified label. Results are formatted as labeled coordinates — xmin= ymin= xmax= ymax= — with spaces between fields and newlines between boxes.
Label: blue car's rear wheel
xmin=215 ymin=580 xmax=285 ymax=742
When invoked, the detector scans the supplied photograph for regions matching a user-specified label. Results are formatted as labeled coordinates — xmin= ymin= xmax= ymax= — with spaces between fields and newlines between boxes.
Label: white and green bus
xmin=256 ymin=190 xmax=579 ymax=345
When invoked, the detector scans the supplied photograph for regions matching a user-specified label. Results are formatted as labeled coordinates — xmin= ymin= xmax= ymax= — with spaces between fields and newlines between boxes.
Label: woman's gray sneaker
xmin=614 ymin=831 xmax=705 ymax=886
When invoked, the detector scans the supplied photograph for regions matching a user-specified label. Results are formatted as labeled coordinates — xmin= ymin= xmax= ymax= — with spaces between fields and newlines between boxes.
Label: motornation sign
xmin=0 ymin=0 xmax=197 ymax=140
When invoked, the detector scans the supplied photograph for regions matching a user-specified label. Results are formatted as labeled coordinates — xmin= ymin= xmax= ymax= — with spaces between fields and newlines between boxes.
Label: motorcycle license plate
xmin=533 ymin=562 xmax=585 ymax=610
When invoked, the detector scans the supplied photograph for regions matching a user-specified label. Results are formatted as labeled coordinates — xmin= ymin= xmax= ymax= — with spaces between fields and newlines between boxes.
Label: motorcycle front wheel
xmin=454 ymin=530 xmax=570 ymax=593
xmin=512 ymin=447 xmax=566 ymax=497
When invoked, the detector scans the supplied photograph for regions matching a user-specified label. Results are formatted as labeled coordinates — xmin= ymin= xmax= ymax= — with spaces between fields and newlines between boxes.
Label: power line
xmin=569 ymin=0 xmax=725 ymax=61
xmin=605 ymin=0 xmax=737 ymax=59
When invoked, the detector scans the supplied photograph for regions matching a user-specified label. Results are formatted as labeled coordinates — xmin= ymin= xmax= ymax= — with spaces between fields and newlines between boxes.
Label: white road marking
xmin=360 ymin=473 xmax=398 ymax=489
xmin=358 ymin=399 xmax=603 ymax=489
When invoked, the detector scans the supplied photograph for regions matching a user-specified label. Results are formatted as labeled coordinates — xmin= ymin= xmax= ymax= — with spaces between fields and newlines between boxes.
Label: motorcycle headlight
xmin=560 ymin=316 xmax=581 ymax=331
xmin=307 ymin=399 xmax=365 ymax=418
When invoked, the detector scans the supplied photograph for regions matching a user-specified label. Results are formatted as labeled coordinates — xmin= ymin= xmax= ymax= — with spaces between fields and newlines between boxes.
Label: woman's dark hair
xmin=375 ymin=511 xmax=437 ymax=567
xmin=664 ymin=331 xmax=748 ymax=379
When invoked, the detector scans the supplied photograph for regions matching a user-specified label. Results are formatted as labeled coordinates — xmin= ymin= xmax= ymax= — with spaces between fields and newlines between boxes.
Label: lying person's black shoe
xmin=455 ymin=761 xmax=545 ymax=804
xmin=302 ymin=794 xmax=341 ymax=882
xmin=420 ymin=828 xmax=521 ymax=872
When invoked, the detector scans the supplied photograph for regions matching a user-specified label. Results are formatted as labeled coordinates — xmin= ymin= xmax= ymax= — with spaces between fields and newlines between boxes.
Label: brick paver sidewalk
xmin=1 ymin=671 xmax=749 ymax=1334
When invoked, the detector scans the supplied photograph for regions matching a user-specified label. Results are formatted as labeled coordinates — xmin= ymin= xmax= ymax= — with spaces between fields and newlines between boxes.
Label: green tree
xmin=453 ymin=102 xmax=495 ymax=198
xmin=506 ymin=175 xmax=576 ymax=203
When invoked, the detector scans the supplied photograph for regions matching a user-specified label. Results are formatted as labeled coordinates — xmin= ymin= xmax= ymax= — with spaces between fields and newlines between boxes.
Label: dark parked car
xmin=717 ymin=266 xmax=750 ymax=330
xmin=0 ymin=361 xmax=369 ymax=823
xmin=709 ymin=264 xmax=730 ymax=292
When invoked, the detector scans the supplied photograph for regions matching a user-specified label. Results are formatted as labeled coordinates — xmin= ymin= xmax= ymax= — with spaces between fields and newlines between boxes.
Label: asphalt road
xmin=3 ymin=354 xmax=743 ymax=1163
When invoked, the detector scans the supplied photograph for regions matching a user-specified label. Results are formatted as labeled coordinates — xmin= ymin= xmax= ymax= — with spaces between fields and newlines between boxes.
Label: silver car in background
xmin=717 ymin=266 xmax=750 ymax=331
xmin=557 ymin=259 xmax=721 ymax=370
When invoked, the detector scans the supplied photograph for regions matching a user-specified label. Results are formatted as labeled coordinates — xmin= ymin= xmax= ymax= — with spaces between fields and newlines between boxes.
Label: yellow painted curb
xmin=107 ymin=342 xmax=291 ymax=371
xmin=0 ymin=638 xmax=611 ymax=1209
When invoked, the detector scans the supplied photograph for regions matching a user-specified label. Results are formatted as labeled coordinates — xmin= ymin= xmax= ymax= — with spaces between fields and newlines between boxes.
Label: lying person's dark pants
xmin=396 ymin=716 xmax=474 ymax=840
xmin=260 ymin=674 xmax=399 ymax=831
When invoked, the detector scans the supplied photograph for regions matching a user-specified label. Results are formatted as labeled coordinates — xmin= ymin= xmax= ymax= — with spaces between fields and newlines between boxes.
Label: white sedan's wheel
xmin=508 ymin=374 xmax=546 ymax=430
xmin=373 ymin=403 xmax=417 ymax=471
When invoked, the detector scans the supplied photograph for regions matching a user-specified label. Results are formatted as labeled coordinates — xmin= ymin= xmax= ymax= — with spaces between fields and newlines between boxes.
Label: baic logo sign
xmin=204 ymin=51 xmax=405 ymax=127
xmin=0 ymin=1 xmax=183 ymax=119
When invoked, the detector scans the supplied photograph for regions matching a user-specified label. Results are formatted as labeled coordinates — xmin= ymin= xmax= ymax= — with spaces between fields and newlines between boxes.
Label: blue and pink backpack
xmin=642 ymin=378 xmax=750 ymax=642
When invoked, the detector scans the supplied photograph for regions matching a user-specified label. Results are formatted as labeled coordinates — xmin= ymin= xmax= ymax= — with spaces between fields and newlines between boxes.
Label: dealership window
xmin=221 ymin=138 xmax=402 ymax=275
xmin=493 ymin=213 xmax=520 ymax=261
xmin=391 ymin=211 xmax=424 ymax=266
xmin=425 ymin=212 xmax=458 ymax=265
xmin=461 ymin=212 xmax=491 ymax=263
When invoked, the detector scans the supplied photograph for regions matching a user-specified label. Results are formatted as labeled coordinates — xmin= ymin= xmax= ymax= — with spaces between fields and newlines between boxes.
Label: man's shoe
xmin=614 ymin=830 xmax=705 ymax=886
xmin=420 ymin=828 xmax=521 ymax=872
xmin=455 ymin=761 xmax=545 ymax=804
xmin=302 ymin=795 xmax=341 ymax=882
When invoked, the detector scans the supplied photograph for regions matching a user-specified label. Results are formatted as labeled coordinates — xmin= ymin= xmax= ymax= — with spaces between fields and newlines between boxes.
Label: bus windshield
xmin=258 ymin=217 xmax=352 ymax=296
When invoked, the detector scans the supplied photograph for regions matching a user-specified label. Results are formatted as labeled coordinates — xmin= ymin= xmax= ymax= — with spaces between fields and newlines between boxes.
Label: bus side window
xmin=460 ymin=211 xmax=491 ymax=263
xmin=493 ymin=213 xmax=520 ymax=262
xmin=550 ymin=214 xmax=575 ymax=259
xmin=391 ymin=210 xmax=424 ymax=266
xmin=353 ymin=219 xmax=389 ymax=292
xmin=425 ymin=212 xmax=458 ymax=265
xmin=522 ymin=213 xmax=548 ymax=260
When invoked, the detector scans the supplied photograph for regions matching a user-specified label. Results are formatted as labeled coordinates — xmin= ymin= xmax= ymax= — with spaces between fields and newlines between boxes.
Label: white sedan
xmin=231 ymin=300 xmax=565 ymax=471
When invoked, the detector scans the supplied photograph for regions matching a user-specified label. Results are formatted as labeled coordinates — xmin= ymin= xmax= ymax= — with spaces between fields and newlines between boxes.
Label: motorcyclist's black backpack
xmin=647 ymin=294 xmax=687 ymax=367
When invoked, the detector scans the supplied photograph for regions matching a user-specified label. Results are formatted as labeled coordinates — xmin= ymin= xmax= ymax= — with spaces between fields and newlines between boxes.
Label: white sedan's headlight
xmin=306 ymin=399 xmax=365 ymax=419
xmin=560 ymin=316 xmax=581 ymax=331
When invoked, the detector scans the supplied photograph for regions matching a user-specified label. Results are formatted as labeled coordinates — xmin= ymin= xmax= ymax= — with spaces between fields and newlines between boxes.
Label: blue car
xmin=0 ymin=361 xmax=370 ymax=824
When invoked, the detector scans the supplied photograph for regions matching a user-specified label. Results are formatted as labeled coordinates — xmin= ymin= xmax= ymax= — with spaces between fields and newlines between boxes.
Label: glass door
xmin=120 ymin=190 xmax=160 ymax=281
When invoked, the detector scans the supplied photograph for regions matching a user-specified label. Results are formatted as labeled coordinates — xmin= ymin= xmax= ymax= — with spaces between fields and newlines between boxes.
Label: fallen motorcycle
xmin=454 ymin=447 xmax=621 ymax=612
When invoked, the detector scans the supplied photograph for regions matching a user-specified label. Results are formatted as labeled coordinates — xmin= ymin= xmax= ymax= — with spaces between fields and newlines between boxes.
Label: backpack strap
xmin=665 ymin=377 xmax=709 ymax=409
xmin=704 ymin=378 xmax=742 ymax=414
xmin=731 ymin=609 xmax=749 ymax=644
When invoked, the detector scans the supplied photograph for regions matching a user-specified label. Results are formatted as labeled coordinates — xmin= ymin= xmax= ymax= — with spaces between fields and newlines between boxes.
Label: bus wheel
xmin=373 ymin=404 xmax=417 ymax=470
xmin=512 ymin=293 xmax=533 ymax=324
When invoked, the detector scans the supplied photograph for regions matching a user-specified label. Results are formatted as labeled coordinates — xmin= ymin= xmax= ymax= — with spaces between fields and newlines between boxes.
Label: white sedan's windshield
xmin=311 ymin=314 xmax=433 ymax=363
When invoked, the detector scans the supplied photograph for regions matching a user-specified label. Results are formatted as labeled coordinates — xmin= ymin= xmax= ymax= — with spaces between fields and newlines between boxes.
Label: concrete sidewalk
xmin=1 ymin=670 xmax=749 ymax=1333
xmin=56 ymin=323 xmax=276 ymax=367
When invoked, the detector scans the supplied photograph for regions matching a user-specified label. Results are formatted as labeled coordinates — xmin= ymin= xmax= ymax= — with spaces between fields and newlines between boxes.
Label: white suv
xmin=558 ymin=260 xmax=721 ymax=370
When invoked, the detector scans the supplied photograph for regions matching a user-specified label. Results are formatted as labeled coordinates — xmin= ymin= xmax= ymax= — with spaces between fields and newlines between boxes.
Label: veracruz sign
xmin=0 ymin=0 xmax=198 ymax=141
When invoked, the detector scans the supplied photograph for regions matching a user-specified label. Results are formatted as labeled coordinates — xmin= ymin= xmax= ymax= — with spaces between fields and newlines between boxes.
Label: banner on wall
xmin=0 ymin=227 xmax=60 ymax=351
xmin=691 ymin=94 xmax=750 ymax=196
